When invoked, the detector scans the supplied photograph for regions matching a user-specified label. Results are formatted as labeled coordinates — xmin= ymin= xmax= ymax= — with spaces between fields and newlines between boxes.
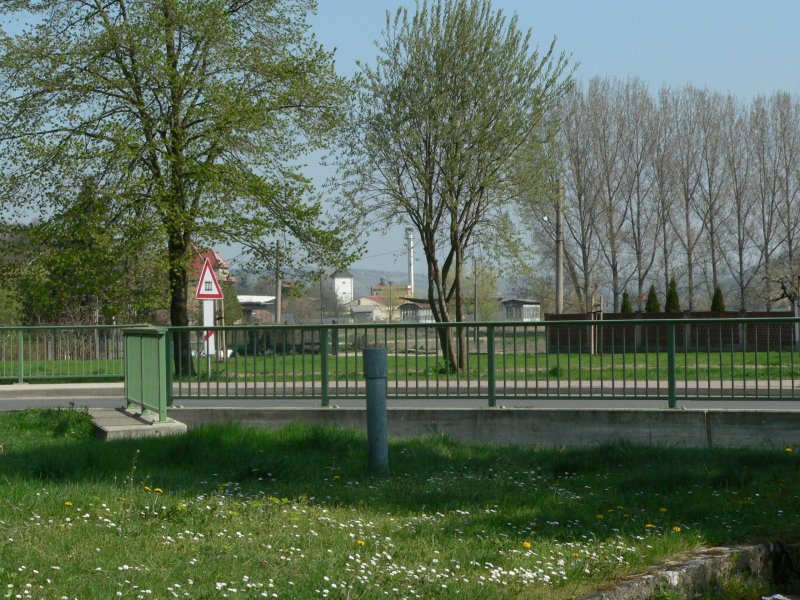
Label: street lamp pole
xmin=556 ymin=178 xmax=564 ymax=314
xmin=473 ymin=256 xmax=478 ymax=347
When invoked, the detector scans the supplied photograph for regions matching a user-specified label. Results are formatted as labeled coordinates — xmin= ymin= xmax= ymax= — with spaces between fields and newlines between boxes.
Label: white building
xmin=332 ymin=271 xmax=354 ymax=305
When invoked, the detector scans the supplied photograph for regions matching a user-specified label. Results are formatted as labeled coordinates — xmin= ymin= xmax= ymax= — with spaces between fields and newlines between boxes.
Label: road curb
xmin=0 ymin=383 xmax=124 ymax=399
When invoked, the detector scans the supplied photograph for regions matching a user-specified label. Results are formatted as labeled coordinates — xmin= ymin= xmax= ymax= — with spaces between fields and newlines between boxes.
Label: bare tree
xmin=693 ymin=88 xmax=731 ymax=298
xmin=720 ymin=95 xmax=759 ymax=309
xmin=750 ymin=95 xmax=784 ymax=310
xmin=621 ymin=78 xmax=659 ymax=311
xmin=653 ymin=87 xmax=679 ymax=302
xmin=588 ymin=78 xmax=632 ymax=312
xmin=670 ymin=86 xmax=705 ymax=310
xmin=559 ymin=85 xmax=601 ymax=311
xmin=773 ymin=92 xmax=800 ymax=268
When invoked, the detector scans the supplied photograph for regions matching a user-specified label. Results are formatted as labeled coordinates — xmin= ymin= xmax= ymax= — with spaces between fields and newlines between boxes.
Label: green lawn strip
xmin=1 ymin=409 xmax=799 ymax=598
xmin=172 ymin=350 xmax=800 ymax=386
xmin=3 ymin=350 xmax=799 ymax=386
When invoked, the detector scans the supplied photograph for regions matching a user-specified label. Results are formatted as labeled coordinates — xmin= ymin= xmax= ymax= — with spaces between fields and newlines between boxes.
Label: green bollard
xmin=363 ymin=348 xmax=389 ymax=475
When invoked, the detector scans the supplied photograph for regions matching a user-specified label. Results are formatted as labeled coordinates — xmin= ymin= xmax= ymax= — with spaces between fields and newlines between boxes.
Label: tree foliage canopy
xmin=7 ymin=179 xmax=168 ymax=324
xmin=0 ymin=0 xmax=356 ymax=331
xmin=336 ymin=0 xmax=571 ymax=369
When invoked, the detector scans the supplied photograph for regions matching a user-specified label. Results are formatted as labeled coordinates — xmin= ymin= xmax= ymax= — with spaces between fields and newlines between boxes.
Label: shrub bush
xmin=645 ymin=284 xmax=661 ymax=313
xmin=665 ymin=277 xmax=681 ymax=312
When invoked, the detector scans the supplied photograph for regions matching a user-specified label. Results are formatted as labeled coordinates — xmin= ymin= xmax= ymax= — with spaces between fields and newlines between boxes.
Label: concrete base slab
xmin=167 ymin=407 xmax=800 ymax=449
xmin=89 ymin=407 xmax=186 ymax=440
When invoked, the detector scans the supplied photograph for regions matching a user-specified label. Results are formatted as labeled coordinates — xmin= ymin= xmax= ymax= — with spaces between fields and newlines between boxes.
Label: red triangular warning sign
xmin=195 ymin=258 xmax=224 ymax=300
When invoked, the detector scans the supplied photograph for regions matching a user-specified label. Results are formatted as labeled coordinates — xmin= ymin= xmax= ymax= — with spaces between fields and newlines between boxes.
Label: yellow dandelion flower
xmin=522 ymin=541 xmax=532 ymax=549
xmin=64 ymin=501 xmax=73 ymax=507
xmin=357 ymin=540 xmax=365 ymax=546
xmin=786 ymin=447 xmax=793 ymax=453
xmin=154 ymin=488 xmax=163 ymax=494
xmin=672 ymin=526 xmax=681 ymax=533
xmin=596 ymin=514 xmax=604 ymax=520
xmin=645 ymin=523 xmax=655 ymax=529
xmin=659 ymin=507 xmax=668 ymax=512
xmin=333 ymin=475 xmax=340 ymax=480
xmin=607 ymin=508 xmax=615 ymax=513
xmin=617 ymin=505 xmax=625 ymax=510
xmin=144 ymin=486 xmax=152 ymax=492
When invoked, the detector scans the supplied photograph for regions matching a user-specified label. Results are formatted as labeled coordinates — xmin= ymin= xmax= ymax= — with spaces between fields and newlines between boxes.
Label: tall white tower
xmin=406 ymin=227 xmax=415 ymax=296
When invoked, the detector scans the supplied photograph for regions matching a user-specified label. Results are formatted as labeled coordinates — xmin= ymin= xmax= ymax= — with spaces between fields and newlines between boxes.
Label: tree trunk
xmin=426 ymin=263 xmax=459 ymax=374
xmin=168 ymin=231 xmax=194 ymax=375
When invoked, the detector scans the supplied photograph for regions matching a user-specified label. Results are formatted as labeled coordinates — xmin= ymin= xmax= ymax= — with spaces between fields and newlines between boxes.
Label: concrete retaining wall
xmin=168 ymin=407 xmax=800 ymax=448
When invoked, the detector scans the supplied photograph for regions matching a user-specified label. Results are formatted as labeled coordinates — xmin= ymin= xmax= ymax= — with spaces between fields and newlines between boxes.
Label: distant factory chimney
xmin=406 ymin=227 xmax=414 ymax=297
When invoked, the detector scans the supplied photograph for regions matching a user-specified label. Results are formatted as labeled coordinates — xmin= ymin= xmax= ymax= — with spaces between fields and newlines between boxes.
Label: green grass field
xmin=183 ymin=349 xmax=800 ymax=384
xmin=1 ymin=409 xmax=799 ymax=598
xmin=2 ymin=347 xmax=799 ymax=387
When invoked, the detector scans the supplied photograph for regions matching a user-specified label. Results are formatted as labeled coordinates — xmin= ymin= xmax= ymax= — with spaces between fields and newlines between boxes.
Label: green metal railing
xmin=124 ymin=326 xmax=171 ymax=422
xmin=169 ymin=317 xmax=800 ymax=406
xmin=3 ymin=318 xmax=799 ymax=406
xmin=0 ymin=325 xmax=126 ymax=383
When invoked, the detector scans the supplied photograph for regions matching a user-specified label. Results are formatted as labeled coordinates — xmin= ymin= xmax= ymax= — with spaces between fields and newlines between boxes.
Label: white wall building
xmin=332 ymin=271 xmax=354 ymax=305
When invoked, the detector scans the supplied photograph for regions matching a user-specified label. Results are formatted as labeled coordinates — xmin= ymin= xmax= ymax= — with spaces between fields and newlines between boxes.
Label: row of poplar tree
xmin=527 ymin=79 xmax=800 ymax=314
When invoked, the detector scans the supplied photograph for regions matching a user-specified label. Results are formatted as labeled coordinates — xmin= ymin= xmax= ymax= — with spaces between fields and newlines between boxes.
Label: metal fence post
xmin=320 ymin=327 xmax=330 ymax=407
xmin=667 ymin=321 xmax=677 ymax=408
xmin=487 ymin=324 xmax=496 ymax=407
xmin=165 ymin=329 xmax=174 ymax=407
xmin=17 ymin=329 xmax=24 ymax=384
xmin=363 ymin=347 xmax=388 ymax=475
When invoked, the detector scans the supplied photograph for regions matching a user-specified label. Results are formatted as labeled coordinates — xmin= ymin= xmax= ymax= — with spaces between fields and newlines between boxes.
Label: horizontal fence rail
xmin=168 ymin=317 xmax=800 ymax=406
xmin=0 ymin=325 xmax=126 ymax=383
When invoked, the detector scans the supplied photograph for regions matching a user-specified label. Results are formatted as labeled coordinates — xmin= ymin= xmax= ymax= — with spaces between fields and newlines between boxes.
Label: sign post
xmin=195 ymin=258 xmax=224 ymax=359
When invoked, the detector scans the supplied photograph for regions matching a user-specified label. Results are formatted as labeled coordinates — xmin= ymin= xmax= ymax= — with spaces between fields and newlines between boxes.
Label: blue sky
xmin=309 ymin=0 xmax=800 ymax=272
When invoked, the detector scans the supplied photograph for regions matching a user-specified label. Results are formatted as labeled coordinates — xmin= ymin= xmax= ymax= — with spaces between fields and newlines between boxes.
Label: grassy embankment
xmin=1 ymin=409 xmax=799 ymax=598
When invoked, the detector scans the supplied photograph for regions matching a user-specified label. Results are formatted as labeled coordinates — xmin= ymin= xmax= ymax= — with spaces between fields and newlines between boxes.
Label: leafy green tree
xmin=645 ymin=284 xmax=661 ymax=313
xmin=220 ymin=282 xmax=243 ymax=325
xmin=665 ymin=277 xmax=682 ymax=312
xmin=7 ymin=180 xmax=168 ymax=324
xmin=0 ymin=288 xmax=21 ymax=325
xmin=0 ymin=0 xmax=356 ymax=368
xmin=710 ymin=285 xmax=725 ymax=312
xmin=337 ymin=0 xmax=572 ymax=370
xmin=620 ymin=290 xmax=633 ymax=314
